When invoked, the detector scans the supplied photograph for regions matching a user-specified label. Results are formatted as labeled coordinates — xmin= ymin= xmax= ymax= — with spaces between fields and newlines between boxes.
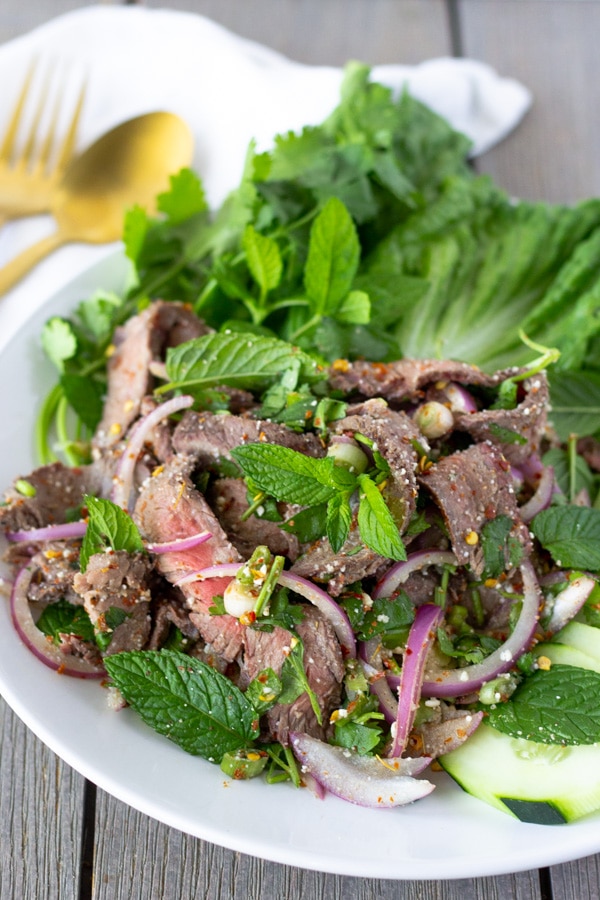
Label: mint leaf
xmin=231 ymin=443 xmax=355 ymax=507
xmin=36 ymin=599 xmax=95 ymax=645
xmin=243 ymin=225 xmax=283 ymax=299
xmin=104 ymin=650 xmax=259 ymax=759
xmin=357 ymin=475 xmax=406 ymax=561
xmin=530 ymin=506 xmax=600 ymax=570
xmin=486 ymin=664 xmax=600 ymax=744
xmin=326 ymin=492 xmax=353 ymax=553
xmin=41 ymin=317 xmax=77 ymax=372
xmin=162 ymin=333 xmax=321 ymax=396
xmin=157 ymin=168 xmax=207 ymax=224
xmin=336 ymin=289 xmax=371 ymax=325
xmin=281 ymin=504 xmax=328 ymax=542
xmin=480 ymin=515 xmax=524 ymax=579
xmin=60 ymin=374 xmax=104 ymax=431
xmin=279 ymin=639 xmax=322 ymax=724
xmin=304 ymin=196 xmax=360 ymax=315
xmin=80 ymin=496 xmax=145 ymax=572
xmin=549 ymin=370 xmax=600 ymax=440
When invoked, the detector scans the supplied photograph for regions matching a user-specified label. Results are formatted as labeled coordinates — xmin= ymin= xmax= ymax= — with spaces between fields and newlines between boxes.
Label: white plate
xmin=0 ymin=251 xmax=599 ymax=880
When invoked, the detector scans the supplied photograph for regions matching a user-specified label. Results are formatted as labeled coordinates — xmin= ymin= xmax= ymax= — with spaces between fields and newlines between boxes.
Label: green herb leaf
xmin=41 ymin=318 xmax=77 ymax=372
xmin=162 ymin=333 xmax=321 ymax=396
xmin=231 ymin=443 xmax=355 ymax=507
xmin=304 ymin=196 xmax=360 ymax=315
xmin=157 ymin=168 xmax=208 ymax=224
xmin=36 ymin=599 xmax=95 ymax=645
xmin=549 ymin=370 xmax=600 ymax=440
xmin=243 ymin=225 xmax=283 ymax=299
xmin=279 ymin=639 xmax=322 ymax=724
xmin=480 ymin=515 xmax=524 ymax=579
xmin=80 ymin=495 xmax=145 ymax=572
xmin=335 ymin=289 xmax=371 ymax=325
xmin=104 ymin=650 xmax=259 ymax=759
xmin=326 ymin=492 xmax=353 ymax=553
xmin=245 ymin=667 xmax=283 ymax=714
xmin=357 ymin=474 xmax=406 ymax=561
xmin=486 ymin=664 xmax=600 ymax=744
xmin=530 ymin=506 xmax=600 ymax=571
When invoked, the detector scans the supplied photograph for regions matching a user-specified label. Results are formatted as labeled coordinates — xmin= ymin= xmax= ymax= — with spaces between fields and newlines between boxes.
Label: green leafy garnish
xmin=80 ymin=495 xmax=145 ymax=572
xmin=36 ymin=599 xmax=95 ymax=645
xmin=530 ymin=506 xmax=600 ymax=571
xmin=103 ymin=650 xmax=259 ymax=759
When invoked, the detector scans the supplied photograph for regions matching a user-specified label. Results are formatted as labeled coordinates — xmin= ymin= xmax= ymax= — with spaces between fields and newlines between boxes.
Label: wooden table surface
xmin=1 ymin=1 xmax=600 ymax=897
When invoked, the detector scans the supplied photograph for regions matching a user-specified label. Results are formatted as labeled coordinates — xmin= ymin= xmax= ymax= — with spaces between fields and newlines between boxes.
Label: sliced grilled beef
xmin=25 ymin=542 xmax=81 ymax=605
xmin=330 ymin=398 xmax=420 ymax=532
xmin=0 ymin=462 xmax=89 ymax=533
xmin=241 ymin=606 xmax=344 ymax=745
xmin=328 ymin=358 xmax=498 ymax=403
xmin=417 ymin=442 xmax=531 ymax=575
xmin=454 ymin=373 xmax=549 ymax=464
xmin=172 ymin=411 xmax=324 ymax=470
xmin=72 ymin=550 xmax=154 ymax=655
xmin=291 ymin=519 xmax=385 ymax=597
xmin=93 ymin=300 xmax=208 ymax=450
xmin=207 ymin=477 xmax=300 ymax=560
xmin=133 ymin=454 xmax=245 ymax=661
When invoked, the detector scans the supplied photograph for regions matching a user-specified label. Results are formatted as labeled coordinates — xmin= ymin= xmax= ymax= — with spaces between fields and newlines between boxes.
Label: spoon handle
xmin=0 ymin=230 xmax=66 ymax=296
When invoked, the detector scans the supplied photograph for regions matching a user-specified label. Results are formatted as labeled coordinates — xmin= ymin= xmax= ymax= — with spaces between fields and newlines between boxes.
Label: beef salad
xmin=3 ymin=66 xmax=600 ymax=823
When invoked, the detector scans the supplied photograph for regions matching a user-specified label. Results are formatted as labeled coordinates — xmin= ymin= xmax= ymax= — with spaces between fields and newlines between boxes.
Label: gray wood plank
xmin=142 ymin=0 xmax=453 ymax=65
xmin=91 ymin=788 xmax=542 ymax=900
xmin=550 ymin=854 xmax=600 ymax=900
xmin=0 ymin=696 xmax=85 ymax=900
xmin=459 ymin=0 xmax=600 ymax=203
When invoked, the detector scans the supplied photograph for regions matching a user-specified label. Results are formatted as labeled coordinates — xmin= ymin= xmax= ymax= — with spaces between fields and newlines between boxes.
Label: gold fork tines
xmin=0 ymin=61 xmax=86 ymax=224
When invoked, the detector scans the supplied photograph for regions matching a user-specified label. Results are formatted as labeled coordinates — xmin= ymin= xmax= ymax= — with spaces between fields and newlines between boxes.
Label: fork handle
xmin=0 ymin=230 xmax=66 ymax=296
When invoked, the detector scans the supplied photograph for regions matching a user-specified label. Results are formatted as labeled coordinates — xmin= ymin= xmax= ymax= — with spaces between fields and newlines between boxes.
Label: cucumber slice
xmin=441 ymin=637 xmax=600 ymax=824
xmin=440 ymin=722 xmax=600 ymax=823
xmin=551 ymin=621 xmax=600 ymax=663
xmin=534 ymin=641 xmax=600 ymax=673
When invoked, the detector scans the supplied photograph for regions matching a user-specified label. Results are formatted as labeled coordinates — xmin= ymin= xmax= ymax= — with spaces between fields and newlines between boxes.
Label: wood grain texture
xmin=142 ymin=0 xmax=453 ymax=65
xmin=551 ymin=855 xmax=600 ymax=900
xmin=0 ymin=696 xmax=85 ymax=900
xmin=459 ymin=0 xmax=600 ymax=203
xmin=91 ymin=788 xmax=543 ymax=900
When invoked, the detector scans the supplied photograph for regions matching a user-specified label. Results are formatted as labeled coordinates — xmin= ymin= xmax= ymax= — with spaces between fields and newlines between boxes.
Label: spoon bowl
xmin=0 ymin=111 xmax=193 ymax=292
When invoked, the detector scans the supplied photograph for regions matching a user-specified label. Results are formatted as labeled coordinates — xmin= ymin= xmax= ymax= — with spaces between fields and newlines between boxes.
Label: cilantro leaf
xmin=41 ymin=318 xmax=77 ymax=372
xmin=157 ymin=168 xmax=207 ymax=224
xmin=104 ymin=650 xmax=259 ymax=759
xmin=486 ymin=664 xmax=600 ymax=744
xmin=80 ymin=496 xmax=145 ymax=572
xmin=279 ymin=639 xmax=322 ymax=724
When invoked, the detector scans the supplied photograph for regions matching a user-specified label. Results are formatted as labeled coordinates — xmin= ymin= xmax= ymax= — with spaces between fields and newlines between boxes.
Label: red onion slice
xmin=6 ymin=521 xmax=88 ymax=543
xmin=10 ymin=566 xmax=105 ymax=679
xmin=544 ymin=574 xmax=596 ymax=635
xmin=519 ymin=464 xmax=555 ymax=523
xmin=289 ymin=732 xmax=434 ymax=808
xmin=419 ymin=560 xmax=541 ymax=697
xmin=373 ymin=550 xmax=457 ymax=601
xmin=111 ymin=394 xmax=194 ymax=511
xmin=389 ymin=604 xmax=444 ymax=757
xmin=177 ymin=562 xmax=356 ymax=657
xmin=145 ymin=530 xmax=212 ymax=554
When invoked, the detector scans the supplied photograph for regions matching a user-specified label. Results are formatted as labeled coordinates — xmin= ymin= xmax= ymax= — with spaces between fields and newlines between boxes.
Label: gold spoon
xmin=0 ymin=111 xmax=193 ymax=295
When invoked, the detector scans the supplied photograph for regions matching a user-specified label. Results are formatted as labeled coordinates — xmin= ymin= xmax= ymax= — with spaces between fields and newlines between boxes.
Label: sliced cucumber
xmin=440 ymin=722 xmax=600 ymax=823
xmin=533 ymin=641 xmax=600 ymax=674
xmin=550 ymin=621 xmax=600 ymax=663
xmin=441 ymin=634 xmax=600 ymax=824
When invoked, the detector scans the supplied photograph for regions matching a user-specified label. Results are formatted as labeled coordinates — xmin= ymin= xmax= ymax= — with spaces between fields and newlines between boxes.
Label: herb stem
xmin=35 ymin=383 xmax=63 ymax=465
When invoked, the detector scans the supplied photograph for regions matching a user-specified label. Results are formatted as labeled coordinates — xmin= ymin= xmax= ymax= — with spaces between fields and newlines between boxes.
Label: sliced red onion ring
xmin=289 ymin=732 xmax=434 ymax=808
xmin=544 ymin=574 xmax=596 ymax=635
xmin=358 ymin=646 xmax=398 ymax=723
xmin=389 ymin=604 xmax=444 ymax=757
xmin=177 ymin=562 xmax=356 ymax=657
xmin=518 ymin=464 xmax=555 ymax=523
xmin=373 ymin=550 xmax=457 ymax=601
xmin=420 ymin=709 xmax=484 ymax=759
xmin=10 ymin=566 xmax=105 ymax=679
xmin=519 ymin=453 xmax=544 ymax=486
xmin=145 ymin=531 xmax=212 ymax=554
xmin=418 ymin=560 xmax=541 ymax=697
xmin=111 ymin=394 xmax=194 ymax=511
xmin=6 ymin=521 xmax=88 ymax=543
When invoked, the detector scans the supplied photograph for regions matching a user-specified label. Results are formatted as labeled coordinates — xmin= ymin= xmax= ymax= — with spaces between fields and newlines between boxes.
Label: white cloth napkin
xmin=0 ymin=4 xmax=531 ymax=343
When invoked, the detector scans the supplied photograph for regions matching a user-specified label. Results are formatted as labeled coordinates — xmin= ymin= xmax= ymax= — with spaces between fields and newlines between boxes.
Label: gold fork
xmin=0 ymin=62 xmax=85 ymax=226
